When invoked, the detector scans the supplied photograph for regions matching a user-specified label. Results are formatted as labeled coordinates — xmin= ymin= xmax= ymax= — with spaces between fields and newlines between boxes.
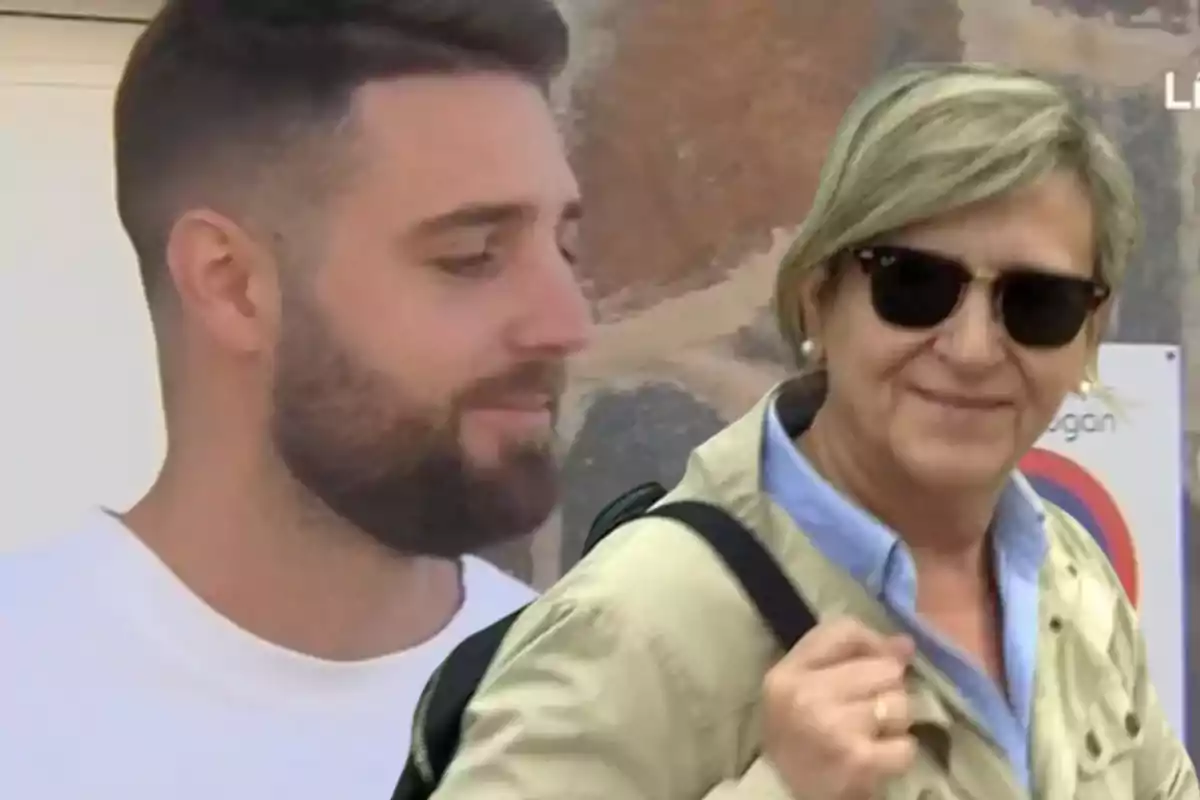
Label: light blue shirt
xmin=761 ymin=401 xmax=1047 ymax=791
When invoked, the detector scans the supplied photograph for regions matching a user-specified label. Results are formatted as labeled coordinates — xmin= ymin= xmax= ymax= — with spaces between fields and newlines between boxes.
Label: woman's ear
xmin=797 ymin=265 xmax=828 ymax=347
xmin=1082 ymin=296 xmax=1113 ymax=377
xmin=1071 ymin=294 xmax=1112 ymax=395
xmin=1089 ymin=296 xmax=1113 ymax=346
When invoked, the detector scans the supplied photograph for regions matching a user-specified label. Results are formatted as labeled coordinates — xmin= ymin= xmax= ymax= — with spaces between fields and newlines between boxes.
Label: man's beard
xmin=269 ymin=290 xmax=564 ymax=559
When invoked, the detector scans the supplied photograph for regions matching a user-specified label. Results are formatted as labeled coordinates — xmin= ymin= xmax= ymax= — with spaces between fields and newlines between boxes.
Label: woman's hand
xmin=761 ymin=618 xmax=917 ymax=800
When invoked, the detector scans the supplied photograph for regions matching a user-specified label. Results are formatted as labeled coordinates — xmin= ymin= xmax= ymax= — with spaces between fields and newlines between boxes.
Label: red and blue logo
xmin=1019 ymin=447 xmax=1139 ymax=608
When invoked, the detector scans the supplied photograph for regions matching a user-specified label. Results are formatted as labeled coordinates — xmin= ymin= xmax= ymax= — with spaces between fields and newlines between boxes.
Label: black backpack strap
xmin=582 ymin=481 xmax=667 ymax=555
xmin=643 ymin=500 xmax=817 ymax=649
xmin=392 ymin=495 xmax=816 ymax=799
xmin=391 ymin=606 xmax=526 ymax=799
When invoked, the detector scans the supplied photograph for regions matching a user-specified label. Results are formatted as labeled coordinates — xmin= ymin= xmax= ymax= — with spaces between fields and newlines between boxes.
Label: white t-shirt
xmin=0 ymin=509 xmax=536 ymax=799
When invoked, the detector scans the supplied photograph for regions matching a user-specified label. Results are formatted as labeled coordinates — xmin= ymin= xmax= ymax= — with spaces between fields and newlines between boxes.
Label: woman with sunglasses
xmin=416 ymin=64 xmax=1195 ymax=800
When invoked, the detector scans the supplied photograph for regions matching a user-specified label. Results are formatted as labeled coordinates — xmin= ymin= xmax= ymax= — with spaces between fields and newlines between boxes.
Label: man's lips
xmin=469 ymin=394 xmax=556 ymax=413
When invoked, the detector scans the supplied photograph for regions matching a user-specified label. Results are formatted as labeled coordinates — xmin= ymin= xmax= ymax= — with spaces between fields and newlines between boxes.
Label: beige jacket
xmin=425 ymin=388 xmax=1197 ymax=799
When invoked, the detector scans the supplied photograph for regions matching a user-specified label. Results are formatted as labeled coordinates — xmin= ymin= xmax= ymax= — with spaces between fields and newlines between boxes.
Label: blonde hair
xmin=774 ymin=62 xmax=1141 ymax=385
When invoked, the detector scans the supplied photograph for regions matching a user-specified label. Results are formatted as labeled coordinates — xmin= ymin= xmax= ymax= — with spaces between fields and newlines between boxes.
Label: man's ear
xmin=165 ymin=207 xmax=281 ymax=355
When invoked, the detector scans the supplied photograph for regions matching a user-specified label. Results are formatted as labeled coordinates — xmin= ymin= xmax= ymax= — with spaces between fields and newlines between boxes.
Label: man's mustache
xmin=460 ymin=361 xmax=567 ymax=408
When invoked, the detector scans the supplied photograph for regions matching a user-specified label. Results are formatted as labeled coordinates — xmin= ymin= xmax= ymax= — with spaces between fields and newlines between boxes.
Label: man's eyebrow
xmin=413 ymin=199 xmax=583 ymax=235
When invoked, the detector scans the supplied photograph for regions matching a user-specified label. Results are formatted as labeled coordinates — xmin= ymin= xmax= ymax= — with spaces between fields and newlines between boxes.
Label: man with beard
xmin=0 ymin=1 xmax=590 ymax=798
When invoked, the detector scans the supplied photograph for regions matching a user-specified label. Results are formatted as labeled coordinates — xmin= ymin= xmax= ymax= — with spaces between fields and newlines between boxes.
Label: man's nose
xmin=509 ymin=250 xmax=594 ymax=356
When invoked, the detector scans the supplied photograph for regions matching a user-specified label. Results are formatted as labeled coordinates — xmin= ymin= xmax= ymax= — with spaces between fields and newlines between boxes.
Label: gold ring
xmin=873 ymin=696 xmax=889 ymax=732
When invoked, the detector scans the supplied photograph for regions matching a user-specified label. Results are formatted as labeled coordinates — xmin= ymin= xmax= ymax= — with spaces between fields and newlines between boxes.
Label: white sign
xmin=1164 ymin=71 xmax=1200 ymax=110
xmin=1020 ymin=343 xmax=1186 ymax=737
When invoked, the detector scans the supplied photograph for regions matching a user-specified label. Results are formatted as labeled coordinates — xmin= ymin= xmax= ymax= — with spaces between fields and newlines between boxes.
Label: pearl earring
xmin=800 ymin=339 xmax=817 ymax=359
xmin=1078 ymin=379 xmax=1093 ymax=399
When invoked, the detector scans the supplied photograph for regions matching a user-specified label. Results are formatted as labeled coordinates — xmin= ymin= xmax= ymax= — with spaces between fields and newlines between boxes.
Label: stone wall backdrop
xmin=474 ymin=0 xmax=1200 ymax=757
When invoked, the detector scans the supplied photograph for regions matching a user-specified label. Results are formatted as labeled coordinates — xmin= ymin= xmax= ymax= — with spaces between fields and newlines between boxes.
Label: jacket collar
xmin=671 ymin=377 xmax=915 ymax=634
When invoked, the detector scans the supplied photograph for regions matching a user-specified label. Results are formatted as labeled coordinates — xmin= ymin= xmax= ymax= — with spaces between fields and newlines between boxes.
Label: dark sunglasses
xmin=850 ymin=245 xmax=1110 ymax=349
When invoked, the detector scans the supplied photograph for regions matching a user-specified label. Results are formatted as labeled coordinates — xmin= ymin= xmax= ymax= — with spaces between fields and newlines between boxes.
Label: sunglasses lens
xmin=866 ymin=249 xmax=967 ymax=329
xmin=1001 ymin=272 xmax=1096 ymax=348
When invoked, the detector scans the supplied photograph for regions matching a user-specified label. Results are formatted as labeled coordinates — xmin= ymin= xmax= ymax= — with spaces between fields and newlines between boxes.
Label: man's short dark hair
xmin=114 ymin=0 xmax=570 ymax=303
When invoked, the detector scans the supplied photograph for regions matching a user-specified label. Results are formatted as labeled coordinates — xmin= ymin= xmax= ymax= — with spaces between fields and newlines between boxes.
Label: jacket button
xmin=1125 ymin=712 xmax=1141 ymax=736
xmin=1085 ymin=731 xmax=1102 ymax=757
xmin=1048 ymin=616 xmax=1063 ymax=632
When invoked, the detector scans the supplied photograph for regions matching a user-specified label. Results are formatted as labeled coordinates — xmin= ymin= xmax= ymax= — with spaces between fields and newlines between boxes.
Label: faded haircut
xmin=114 ymin=0 xmax=570 ymax=309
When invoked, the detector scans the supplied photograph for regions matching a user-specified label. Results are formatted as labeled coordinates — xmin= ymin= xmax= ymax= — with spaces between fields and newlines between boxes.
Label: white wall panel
xmin=0 ymin=17 xmax=163 ymax=548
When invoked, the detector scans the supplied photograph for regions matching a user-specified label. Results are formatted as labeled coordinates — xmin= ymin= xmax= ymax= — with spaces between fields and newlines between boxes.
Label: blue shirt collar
xmin=761 ymin=397 xmax=1047 ymax=593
